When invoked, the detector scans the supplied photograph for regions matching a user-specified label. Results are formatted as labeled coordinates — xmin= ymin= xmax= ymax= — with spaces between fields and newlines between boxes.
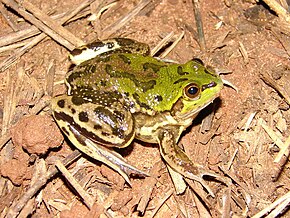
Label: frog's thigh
xmin=52 ymin=95 xmax=135 ymax=148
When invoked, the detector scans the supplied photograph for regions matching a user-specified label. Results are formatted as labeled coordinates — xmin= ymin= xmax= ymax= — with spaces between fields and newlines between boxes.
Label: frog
xmin=51 ymin=38 xmax=225 ymax=195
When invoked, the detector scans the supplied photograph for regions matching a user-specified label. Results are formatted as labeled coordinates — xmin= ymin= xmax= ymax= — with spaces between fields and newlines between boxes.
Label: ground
xmin=0 ymin=0 xmax=290 ymax=217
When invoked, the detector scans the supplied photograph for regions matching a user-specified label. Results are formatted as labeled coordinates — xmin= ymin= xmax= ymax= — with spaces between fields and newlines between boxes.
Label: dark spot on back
xmin=100 ymin=80 xmax=107 ymax=86
xmin=154 ymin=95 xmax=163 ymax=102
xmin=143 ymin=62 xmax=162 ymax=73
xmin=71 ymin=96 xmax=86 ymax=105
xmin=57 ymin=99 xmax=65 ymax=108
xmin=88 ymin=41 xmax=105 ymax=51
xmin=94 ymin=124 xmax=102 ymax=130
xmin=88 ymin=65 xmax=96 ymax=73
xmin=107 ymin=42 xmax=114 ymax=49
xmin=70 ymin=48 xmax=83 ymax=56
xmin=133 ymin=93 xmax=151 ymax=110
xmin=105 ymin=64 xmax=113 ymax=74
xmin=67 ymin=71 xmax=82 ymax=84
xmin=173 ymin=78 xmax=188 ymax=84
xmin=71 ymin=108 xmax=76 ymax=114
xmin=118 ymin=54 xmax=131 ymax=64
xmin=177 ymin=66 xmax=189 ymax=75
xmin=79 ymin=111 xmax=89 ymax=122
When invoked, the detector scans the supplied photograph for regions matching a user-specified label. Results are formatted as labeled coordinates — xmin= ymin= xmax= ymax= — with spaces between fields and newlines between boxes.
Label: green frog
xmin=51 ymin=38 xmax=224 ymax=194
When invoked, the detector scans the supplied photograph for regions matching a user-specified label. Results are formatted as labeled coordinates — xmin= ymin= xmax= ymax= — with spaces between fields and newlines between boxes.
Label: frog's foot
xmin=65 ymin=124 xmax=149 ymax=185
xmin=158 ymin=129 xmax=230 ymax=197
xmin=84 ymin=139 xmax=149 ymax=185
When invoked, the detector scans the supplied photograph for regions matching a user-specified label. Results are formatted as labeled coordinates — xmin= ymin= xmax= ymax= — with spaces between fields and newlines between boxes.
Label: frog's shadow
xmin=119 ymin=97 xmax=222 ymax=157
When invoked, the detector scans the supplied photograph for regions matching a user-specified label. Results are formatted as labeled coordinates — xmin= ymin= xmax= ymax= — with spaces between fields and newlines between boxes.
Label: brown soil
xmin=0 ymin=0 xmax=290 ymax=217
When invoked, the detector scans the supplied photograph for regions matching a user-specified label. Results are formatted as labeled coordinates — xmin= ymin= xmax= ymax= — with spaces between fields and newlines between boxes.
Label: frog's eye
xmin=184 ymin=83 xmax=200 ymax=99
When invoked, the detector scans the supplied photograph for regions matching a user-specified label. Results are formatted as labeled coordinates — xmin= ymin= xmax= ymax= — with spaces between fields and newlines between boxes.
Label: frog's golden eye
xmin=184 ymin=83 xmax=200 ymax=99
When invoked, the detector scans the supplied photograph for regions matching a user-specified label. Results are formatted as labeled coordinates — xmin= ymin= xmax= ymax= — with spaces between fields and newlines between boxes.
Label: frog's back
xmin=65 ymin=52 xmax=221 ymax=113
xmin=66 ymin=53 xmax=167 ymax=93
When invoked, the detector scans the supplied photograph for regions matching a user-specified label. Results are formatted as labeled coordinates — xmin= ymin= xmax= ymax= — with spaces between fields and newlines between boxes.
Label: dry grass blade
xmin=252 ymin=190 xmax=290 ymax=218
xmin=260 ymin=71 xmax=290 ymax=105
xmin=0 ymin=9 xmax=90 ymax=48
xmin=149 ymin=189 xmax=173 ymax=218
xmin=2 ymin=67 xmax=25 ymax=135
xmin=6 ymin=150 xmax=82 ymax=218
xmin=2 ymin=0 xmax=74 ymax=50
xmin=0 ymin=0 xmax=93 ymax=72
xmin=239 ymin=41 xmax=249 ymax=64
xmin=0 ymin=2 xmax=18 ymax=31
xmin=101 ymin=0 xmax=151 ymax=39
xmin=150 ymin=31 xmax=174 ymax=56
xmin=55 ymin=160 xmax=94 ymax=208
xmin=262 ymin=0 xmax=290 ymax=23
xmin=160 ymin=31 xmax=184 ymax=58
xmin=260 ymin=119 xmax=284 ymax=149
xmin=0 ymin=40 xmax=29 ymax=53
xmin=274 ymin=135 xmax=290 ymax=163
xmin=221 ymin=188 xmax=232 ymax=218
xmin=192 ymin=0 xmax=206 ymax=50
xmin=192 ymin=191 xmax=212 ymax=218
xmin=15 ymin=0 xmax=84 ymax=47
xmin=136 ymin=161 xmax=161 ymax=214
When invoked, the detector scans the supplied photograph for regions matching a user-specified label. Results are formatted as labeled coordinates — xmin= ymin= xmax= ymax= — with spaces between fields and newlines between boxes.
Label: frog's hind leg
xmin=52 ymin=95 xmax=148 ymax=185
xmin=70 ymin=125 xmax=149 ymax=185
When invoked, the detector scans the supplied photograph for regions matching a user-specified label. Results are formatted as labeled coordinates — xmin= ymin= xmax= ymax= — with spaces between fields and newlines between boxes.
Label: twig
xmin=2 ymin=0 xmax=82 ymax=50
xmin=16 ymin=0 xmax=84 ymax=47
xmin=260 ymin=71 xmax=290 ymax=105
xmin=0 ymin=0 xmax=93 ymax=72
xmin=0 ymin=9 xmax=90 ymax=48
xmin=149 ymin=189 xmax=173 ymax=218
xmin=260 ymin=118 xmax=284 ymax=149
xmin=239 ymin=41 xmax=249 ymax=64
xmin=0 ymin=2 xmax=18 ymax=31
xmin=274 ymin=134 xmax=290 ymax=163
xmin=262 ymin=0 xmax=290 ymax=23
xmin=150 ymin=31 xmax=174 ymax=56
xmin=136 ymin=161 xmax=161 ymax=214
xmin=101 ymin=0 xmax=151 ymax=39
xmin=160 ymin=31 xmax=185 ymax=58
xmin=6 ymin=150 xmax=82 ymax=218
xmin=192 ymin=0 xmax=206 ymax=50
xmin=0 ymin=40 xmax=29 ymax=53
xmin=251 ymin=190 xmax=290 ymax=218
xmin=55 ymin=160 xmax=94 ymax=208
xmin=259 ymin=118 xmax=290 ymax=181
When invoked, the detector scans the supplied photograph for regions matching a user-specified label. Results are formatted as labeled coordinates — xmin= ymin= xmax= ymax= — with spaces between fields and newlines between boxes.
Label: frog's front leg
xmin=51 ymin=95 xmax=148 ymax=184
xmin=157 ymin=127 xmax=228 ymax=196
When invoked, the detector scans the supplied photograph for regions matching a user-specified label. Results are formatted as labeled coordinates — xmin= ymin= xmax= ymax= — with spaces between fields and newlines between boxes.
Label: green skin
xmin=51 ymin=38 xmax=224 ymax=190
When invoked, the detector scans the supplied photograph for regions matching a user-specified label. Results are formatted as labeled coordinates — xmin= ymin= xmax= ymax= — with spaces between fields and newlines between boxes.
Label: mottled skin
xmin=51 ymin=38 xmax=224 ymax=193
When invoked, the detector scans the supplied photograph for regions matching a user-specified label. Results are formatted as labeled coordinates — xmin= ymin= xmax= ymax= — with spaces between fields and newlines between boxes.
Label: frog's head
xmin=172 ymin=60 xmax=223 ymax=121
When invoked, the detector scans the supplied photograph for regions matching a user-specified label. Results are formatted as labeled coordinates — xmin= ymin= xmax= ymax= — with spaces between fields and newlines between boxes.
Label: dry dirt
xmin=0 ymin=0 xmax=290 ymax=217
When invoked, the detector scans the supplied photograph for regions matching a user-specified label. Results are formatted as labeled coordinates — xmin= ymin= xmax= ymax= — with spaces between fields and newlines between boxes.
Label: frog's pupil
xmin=188 ymin=86 xmax=198 ymax=95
